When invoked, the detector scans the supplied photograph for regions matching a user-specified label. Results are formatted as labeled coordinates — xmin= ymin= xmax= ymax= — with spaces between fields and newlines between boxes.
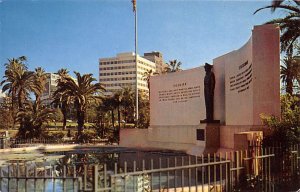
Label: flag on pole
xmin=132 ymin=0 xmax=136 ymax=12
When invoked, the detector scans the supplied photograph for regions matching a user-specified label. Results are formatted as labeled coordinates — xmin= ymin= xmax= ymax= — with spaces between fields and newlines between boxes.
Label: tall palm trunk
xmin=286 ymin=77 xmax=294 ymax=95
xmin=77 ymin=109 xmax=85 ymax=142
xmin=11 ymin=91 xmax=16 ymax=129
xmin=117 ymin=105 xmax=121 ymax=130
xmin=111 ymin=109 xmax=115 ymax=130
xmin=18 ymin=91 xmax=25 ymax=131
xmin=117 ymin=104 xmax=121 ymax=143
xmin=61 ymin=103 xmax=67 ymax=130
xmin=123 ymin=111 xmax=127 ymax=128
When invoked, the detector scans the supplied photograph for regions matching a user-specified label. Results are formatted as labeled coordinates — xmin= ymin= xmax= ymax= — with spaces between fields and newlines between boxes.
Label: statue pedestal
xmin=196 ymin=121 xmax=221 ymax=154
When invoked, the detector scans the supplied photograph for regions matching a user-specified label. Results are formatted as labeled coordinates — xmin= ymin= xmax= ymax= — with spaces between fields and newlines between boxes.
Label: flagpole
xmin=133 ymin=0 xmax=139 ymax=127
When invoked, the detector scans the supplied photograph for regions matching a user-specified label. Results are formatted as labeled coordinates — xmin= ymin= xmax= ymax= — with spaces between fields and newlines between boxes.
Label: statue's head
xmin=204 ymin=63 xmax=213 ymax=72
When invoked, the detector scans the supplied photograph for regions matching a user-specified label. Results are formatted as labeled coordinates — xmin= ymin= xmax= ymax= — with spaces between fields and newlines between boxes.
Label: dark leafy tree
xmin=1 ymin=56 xmax=38 ymax=131
xmin=261 ymin=94 xmax=300 ymax=148
xmin=53 ymin=72 xmax=104 ymax=142
xmin=254 ymin=0 xmax=300 ymax=54
xmin=33 ymin=67 xmax=47 ymax=108
xmin=280 ymin=55 xmax=300 ymax=94
xmin=16 ymin=101 xmax=56 ymax=139
xmin=100 ymin=96 xmax=117 ymax=130
xmin=137 ymin=92 xmax=150 ymax=128
xmin=52 ymin=68 xmax=70 ymax=130
xmin=1 ymin=57 xmax=27 ymax=128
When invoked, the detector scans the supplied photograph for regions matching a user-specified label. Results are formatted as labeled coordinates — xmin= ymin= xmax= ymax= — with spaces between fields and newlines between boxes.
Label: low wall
xmin=220 ymin=125 xmax=269 ymax=149
xmin=119 ymin=129 xmax=149 ymax=148
xmin=120 ymin=127 xmax=197 ymax=151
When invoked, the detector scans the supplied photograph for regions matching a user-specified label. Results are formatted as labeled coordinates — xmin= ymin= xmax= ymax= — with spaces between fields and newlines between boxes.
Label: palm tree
xmin=113 ymin=92 xmax=122 ymax=133
xmin=54 ymin=72 xmax=104 ymax=142
xmin=1 ymin=57 xmax=27 ymax=128
xmin=52 ymin=68 xmax=71 ymax=130
xmin=137 ymin=91 xmax=150 ymax=128
xmin=281 ymin=55 xmax=300 ymax=94
xmin=16 ymin=101 xmax=56 ymax=139
xmin=120 ymin=87 xmax=135 ymax=126
xmin=254 ymin=0 xmax=300 ymax=54
xmin=1 ymin=56 xmax=37 ymax=131
xmin=166 ymin=60 xmax=182 ymax=73
xmin=143 ymin=69 xmax=154 ymax=90
xmin=57 ymin=68 xmax=69 ymax=80
xmin=100 ymin=96 xmax=117 ymax=130
xmin=33 ymin=67 xmax=47 ymax=107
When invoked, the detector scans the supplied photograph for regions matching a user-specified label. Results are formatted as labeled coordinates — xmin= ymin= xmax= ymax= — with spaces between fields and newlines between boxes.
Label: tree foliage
xmin=52 ymin=68 xmax=71 ymax=130
xmin=53 ymin=71 xmax=104 ymax=142
xmin=16 ymin=101 xmax=56 ymax=139
xmin=1 ymin=56 xmax=40 ymax=131
xmin=260 ymin=94 xmax=300 ymax=148
xmin=254 ymin=0 xmax=300 ymax=54
xmin=281 ymin=55 xmax=300 ymax=94
xmin=166 ymin=60 xmax=182 ymax=73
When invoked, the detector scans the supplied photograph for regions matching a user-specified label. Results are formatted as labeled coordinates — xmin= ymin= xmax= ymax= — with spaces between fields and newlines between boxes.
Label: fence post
xmin=225 ymin=152 xmax=232 ymax=191
xmin=181 ymin=156 xmax=184 ymax=190
xmin=0 ymin=166 xmax=2 ymax=191
xmin=208 ymin=153 xmax=211 ymax=190
xmin=93 ymin=165 xmax=98 ymax=192
xmin=195 ymin=155 xmax=198 ymax=192
xmin=113 ymin=162 xmax=117 ymax=191
xmin=201 ymin=154 xmax=204 ymax=192
xmin=213 ymin=153 xmax=217 ymax=192
xmin=236 ymin=151 xmax=240 ymax=185
xmin=219 ymin=152 xmax=223 ymax=192
xmin=124 ymin=161 xmax=127 ymax=192
xmin=84 ymin=165 xmax=87 ymax=191
xmin=174 ymin=157 xmax=176 ymax=191
xmin=133 ymin=161 xmax=136 ymax=191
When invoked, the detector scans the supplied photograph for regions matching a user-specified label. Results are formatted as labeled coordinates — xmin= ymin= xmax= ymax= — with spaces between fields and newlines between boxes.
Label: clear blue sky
xmin=0 ymin=0 xmax=283 ymax=80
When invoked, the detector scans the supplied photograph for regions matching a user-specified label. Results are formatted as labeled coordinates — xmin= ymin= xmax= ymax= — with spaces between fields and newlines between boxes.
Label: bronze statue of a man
xmin=204 ymin=63 xmax=215 ymax=122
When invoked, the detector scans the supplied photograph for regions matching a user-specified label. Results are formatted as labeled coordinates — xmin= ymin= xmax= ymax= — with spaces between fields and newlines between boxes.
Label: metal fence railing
xmin=0 ymin=144 xmax=299 ymax=192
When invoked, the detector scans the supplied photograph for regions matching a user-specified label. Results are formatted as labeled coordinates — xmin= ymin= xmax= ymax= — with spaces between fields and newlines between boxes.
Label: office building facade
xmin=99 ymin=52 xmax=164 ymax=95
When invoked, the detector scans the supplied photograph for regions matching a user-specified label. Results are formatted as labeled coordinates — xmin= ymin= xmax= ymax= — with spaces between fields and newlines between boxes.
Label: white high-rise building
xmin=99 ymin=52 xmax=161 ymax=95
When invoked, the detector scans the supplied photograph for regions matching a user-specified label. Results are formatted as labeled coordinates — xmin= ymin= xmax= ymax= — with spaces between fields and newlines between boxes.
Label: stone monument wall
xmin=150 ymin=67 xmax=205 ymax=126
xmin=120 ymin=24 xmax=280 ymax=152
xmin=214 ymin=24 xmax=280 ymax=149
xmin=214 ymin=24 xmax=280 ymax=126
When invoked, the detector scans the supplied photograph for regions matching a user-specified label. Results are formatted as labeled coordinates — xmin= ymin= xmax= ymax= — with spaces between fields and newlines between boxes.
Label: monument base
xmin=119 ymin=124 xmax=268 ymax=155
xmin=120 ymin=123 xmax=221 ymax=156
xmin=220 ymin=125 xmax=269 ymax=149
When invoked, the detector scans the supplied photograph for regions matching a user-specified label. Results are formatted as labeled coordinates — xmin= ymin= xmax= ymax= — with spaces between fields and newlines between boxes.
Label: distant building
xmin=99 ymin=52 xmax=165 ymax=96
xmin=41 ymin=73 xmax=77 ymax=106
xmin=143 ymin=51 xmax=168 ymax=74
xmin=41 ymin=73 xmax=60 ymax=106
xmin=0 ymin=91 xmax=10 ymax=109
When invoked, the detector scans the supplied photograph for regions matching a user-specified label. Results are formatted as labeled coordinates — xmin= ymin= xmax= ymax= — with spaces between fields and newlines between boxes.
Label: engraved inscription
xmin=158 ymin=83 xmax=201 ymax=103
xmin=229 ymin=61 xmax=253 ymax=93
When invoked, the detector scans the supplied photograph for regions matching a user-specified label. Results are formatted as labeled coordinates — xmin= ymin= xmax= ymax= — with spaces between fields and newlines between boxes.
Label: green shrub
xmin=42 ymin=131 xmax=65 ymax=140
xmin=261 ymin=94 xmax=300 ymax=148
xmin=81 ymin=129 xmax=97 ymax=143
